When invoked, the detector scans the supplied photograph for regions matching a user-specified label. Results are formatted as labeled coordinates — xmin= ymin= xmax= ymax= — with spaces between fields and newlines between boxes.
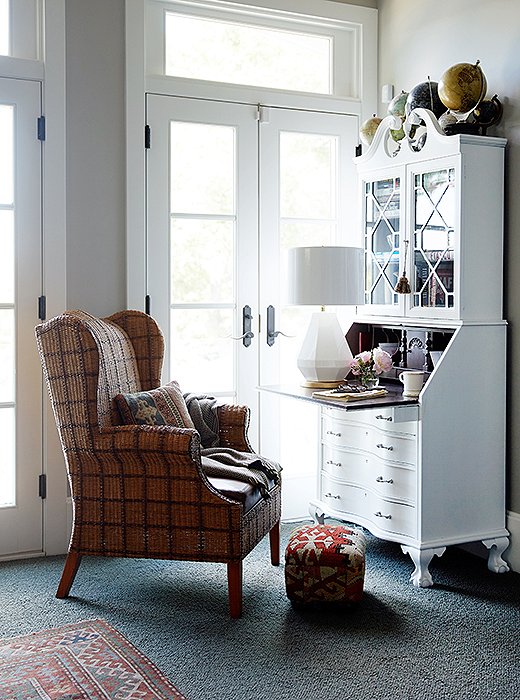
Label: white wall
xmin=377 ymin=0 xmax=520 ymax=567
xmin=65 ymin=0 xmax=126 ymax=316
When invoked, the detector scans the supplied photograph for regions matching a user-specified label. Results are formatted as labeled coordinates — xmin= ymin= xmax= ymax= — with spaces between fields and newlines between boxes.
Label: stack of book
xmin=312 ymin=387 xmax=388 ymax=402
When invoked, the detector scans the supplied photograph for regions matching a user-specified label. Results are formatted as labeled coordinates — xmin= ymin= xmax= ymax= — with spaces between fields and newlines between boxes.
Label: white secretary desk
xmin=308 ymin=109 xmax=510 ymax=586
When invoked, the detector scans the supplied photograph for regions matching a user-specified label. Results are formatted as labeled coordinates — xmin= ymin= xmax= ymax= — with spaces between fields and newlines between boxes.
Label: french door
xmin=146 ymin=95 xmax=358 ymax=517
xmin=0 ymin=77 xmax=43 ymax=557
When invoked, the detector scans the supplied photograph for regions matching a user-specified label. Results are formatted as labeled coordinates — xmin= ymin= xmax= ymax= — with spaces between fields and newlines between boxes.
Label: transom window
xmin=165 ymin=12 xmax=332 ymax=94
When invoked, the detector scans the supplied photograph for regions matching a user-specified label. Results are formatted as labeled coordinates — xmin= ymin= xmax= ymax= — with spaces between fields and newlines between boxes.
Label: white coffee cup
xmin=399 ymin=370 xmax=424 ymax=397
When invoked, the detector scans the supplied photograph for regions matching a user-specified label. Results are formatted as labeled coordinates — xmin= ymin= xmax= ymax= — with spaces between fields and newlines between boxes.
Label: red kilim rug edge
xmin=0 ymin=618 xmax=186 ymax=699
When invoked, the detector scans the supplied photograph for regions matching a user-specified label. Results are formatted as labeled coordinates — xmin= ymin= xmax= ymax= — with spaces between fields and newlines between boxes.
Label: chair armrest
xmin=95 ymin=424 xmax=202 ymax=473
xmin=217 ymin=404 xmax=253 ymax=452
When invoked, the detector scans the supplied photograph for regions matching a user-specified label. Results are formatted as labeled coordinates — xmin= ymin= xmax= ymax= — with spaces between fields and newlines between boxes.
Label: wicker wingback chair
xmin=35 ymin=309 xmax=281 ymax=618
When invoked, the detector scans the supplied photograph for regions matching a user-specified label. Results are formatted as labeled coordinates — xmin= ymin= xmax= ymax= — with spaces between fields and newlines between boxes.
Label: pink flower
xmin=373 ymin=347 xmax=393 ymax=374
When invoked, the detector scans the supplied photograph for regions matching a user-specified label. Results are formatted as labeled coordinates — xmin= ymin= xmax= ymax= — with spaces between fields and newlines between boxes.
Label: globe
xmin=388 ymin=90 xmax=408 ymax=119
xmin=438 ymin=61 xmax=487 ymax=116
xmin=359 ymin=115 xmax=382 ymax=146
xmin=473 ymin=94 xmax=503 ymax=130
xmin=405 ymin=80 xmax=445 ymax=119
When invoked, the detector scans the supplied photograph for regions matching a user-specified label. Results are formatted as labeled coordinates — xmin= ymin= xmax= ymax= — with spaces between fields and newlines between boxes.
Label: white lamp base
xmin=297 ymin=311 xmax=352 ymax=388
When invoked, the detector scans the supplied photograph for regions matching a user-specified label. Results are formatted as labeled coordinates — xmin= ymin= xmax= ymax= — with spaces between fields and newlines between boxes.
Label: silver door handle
xmin=230 ymin=305 xmax=254 ymax=347
xmin=266 ymin=305 xmax=293 ymax=346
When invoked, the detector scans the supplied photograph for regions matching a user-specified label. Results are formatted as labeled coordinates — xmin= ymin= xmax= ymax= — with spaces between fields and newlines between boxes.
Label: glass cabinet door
xmin=411 ymin=166 xmax=456 ymax=313
xmin=363 ymin=175 xmax=401 ymax=311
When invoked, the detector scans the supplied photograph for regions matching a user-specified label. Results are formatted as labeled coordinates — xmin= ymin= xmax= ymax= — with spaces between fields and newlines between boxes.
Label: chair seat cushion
xmin=285 ymin=524 xmax=366 ymax=604
xmin=114 ymin=381 xmax=194 ymax=429
xmin=207 ymin=476 xmax=276 ymax=513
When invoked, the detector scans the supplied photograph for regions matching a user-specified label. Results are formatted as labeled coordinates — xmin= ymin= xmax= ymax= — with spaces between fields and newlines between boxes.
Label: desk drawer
xmin=322 ymin=417 xmax=417 ymax=466
xmin=322 ymin=404 xmax=418 ymax=435
xmin=322 ymin=445 xmax=416 ymax=503
xmin=320 ymin=474 xmax=417 ymax=538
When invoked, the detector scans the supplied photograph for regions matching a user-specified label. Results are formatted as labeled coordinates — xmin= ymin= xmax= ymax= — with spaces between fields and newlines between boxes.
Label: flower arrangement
xmin=348 ymin=347 xmax=393 ymax=388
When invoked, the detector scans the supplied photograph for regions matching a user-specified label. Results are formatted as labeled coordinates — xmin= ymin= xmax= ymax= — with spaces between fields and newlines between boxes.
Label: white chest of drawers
xmin=318 ymin=403 xmax=418 ymax=538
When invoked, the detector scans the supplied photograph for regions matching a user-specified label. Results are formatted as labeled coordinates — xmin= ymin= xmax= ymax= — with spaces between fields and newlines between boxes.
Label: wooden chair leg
xmin=227 ymin=561 xmax=243 ymax=619
xmin=269 ymin=520 xmax=280 ymax=566
xmin=56 ymin=551 xmax=82 ymax=599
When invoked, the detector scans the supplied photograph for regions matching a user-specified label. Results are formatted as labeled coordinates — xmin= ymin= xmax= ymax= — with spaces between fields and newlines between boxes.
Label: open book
xmin=312 ymin=388 xmax=388 ymax=402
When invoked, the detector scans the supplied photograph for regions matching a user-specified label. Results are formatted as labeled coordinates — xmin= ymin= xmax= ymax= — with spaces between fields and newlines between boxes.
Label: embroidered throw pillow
xmin=114 ymin=381 xmax=195 ymax=429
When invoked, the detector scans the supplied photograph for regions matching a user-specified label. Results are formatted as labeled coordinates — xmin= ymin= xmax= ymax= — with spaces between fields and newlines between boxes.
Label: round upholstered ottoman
xmin=285 ymin=524 xmax=366 ymax=605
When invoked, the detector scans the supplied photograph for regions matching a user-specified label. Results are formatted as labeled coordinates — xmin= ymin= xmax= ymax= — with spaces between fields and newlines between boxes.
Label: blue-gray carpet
xmin=0 ymin=522 xmax=518 ymax=699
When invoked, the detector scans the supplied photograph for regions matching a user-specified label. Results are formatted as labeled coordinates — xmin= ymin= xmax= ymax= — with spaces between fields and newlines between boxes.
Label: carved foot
xmin=308 ymin=500 xmax=325 ymax=525
xmin=401 ymin=545 xmax=446 ymax=587
xmin=482 ymin=537 xmax=510 ymax=574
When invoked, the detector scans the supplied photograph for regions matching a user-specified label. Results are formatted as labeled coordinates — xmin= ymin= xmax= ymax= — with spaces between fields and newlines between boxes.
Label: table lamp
xmin=287 ymin=246 xmax=363 ymax=387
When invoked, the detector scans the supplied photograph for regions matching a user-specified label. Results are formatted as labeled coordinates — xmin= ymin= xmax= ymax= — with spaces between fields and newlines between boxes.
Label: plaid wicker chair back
xmin=35 ymin=309 xmax=281 ymax=618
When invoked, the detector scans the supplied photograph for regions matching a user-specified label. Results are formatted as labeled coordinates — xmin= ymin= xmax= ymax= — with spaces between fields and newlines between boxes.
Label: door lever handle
xmin=233 ymin=305 xmax=253 ymax=347
xmin=266 ymin=305 xmax=293 ymax=346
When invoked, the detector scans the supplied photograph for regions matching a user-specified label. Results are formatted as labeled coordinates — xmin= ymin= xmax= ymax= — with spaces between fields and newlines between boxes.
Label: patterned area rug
xmin=0 ymin=618 xmax=186 ymax=699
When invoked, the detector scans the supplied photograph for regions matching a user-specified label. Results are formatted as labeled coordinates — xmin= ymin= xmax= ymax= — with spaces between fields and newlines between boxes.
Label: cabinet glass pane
xmin=413 ymin=168 xmax=455 ymax=309
xmin=170 ymin=308 xmax=233 ymax=394
xmin=364 ymin=178 xmax=400 ymax=305
xmin=170 ymin=122 xmax=234 ymax=215
xmin=170 ymin=218 xmax=233 ymax=304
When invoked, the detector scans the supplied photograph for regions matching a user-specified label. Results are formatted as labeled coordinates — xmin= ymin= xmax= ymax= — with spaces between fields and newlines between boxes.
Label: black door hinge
xmin=38 ymin=295 xmax=46 ymax=321
xmin=38 ymin=474 xmax=47 ymax=499
xmin=355 ymin=143 xmax=362 ymax=157
xmin=145 ymin=295 xmax=151 ymax=315
xmin=37 ymin=116 xmax=46 ymax=141
xmin=145 ymin=125 xmax=151 ymax=149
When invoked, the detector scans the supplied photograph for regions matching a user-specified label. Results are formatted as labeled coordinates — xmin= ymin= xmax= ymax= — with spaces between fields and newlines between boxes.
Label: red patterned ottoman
xmin=285 ymin=524 xmax=366 ymax=604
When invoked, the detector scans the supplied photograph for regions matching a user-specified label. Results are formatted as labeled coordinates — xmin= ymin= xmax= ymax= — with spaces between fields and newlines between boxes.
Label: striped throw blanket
xmin=183 ymin=394 xmax=281 ymax=497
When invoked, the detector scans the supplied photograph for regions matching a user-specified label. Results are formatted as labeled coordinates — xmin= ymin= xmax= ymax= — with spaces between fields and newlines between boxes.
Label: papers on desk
xmin=312 ymin=388 xmax=388 ymax=402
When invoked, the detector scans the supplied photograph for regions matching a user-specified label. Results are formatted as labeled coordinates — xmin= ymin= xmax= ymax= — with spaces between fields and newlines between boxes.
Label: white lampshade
xmin=287 ymin=246 xmax=364 ymax=387
xmin=288 ymin=246 xmax=364 ymax=306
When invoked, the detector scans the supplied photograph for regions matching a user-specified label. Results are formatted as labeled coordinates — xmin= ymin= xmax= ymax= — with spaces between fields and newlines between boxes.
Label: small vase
xmin=361 ymin=375 xmax=379 ymax=390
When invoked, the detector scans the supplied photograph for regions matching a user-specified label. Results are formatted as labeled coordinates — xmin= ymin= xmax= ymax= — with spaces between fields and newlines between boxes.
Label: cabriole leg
xmin=482 ymin=537 xmax=510 ymax=574
xmin=401 ymin=545 xmax=446 ymax=587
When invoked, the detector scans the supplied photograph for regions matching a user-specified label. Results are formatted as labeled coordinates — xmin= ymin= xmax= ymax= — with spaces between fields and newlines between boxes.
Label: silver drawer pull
xmin=324 ymin=492 xmax=341 ymax=499
xmin=376 ymin=476 xmax=394 ymax=484
xmin=374 ymin=511 xmax=392 ymax=519
xmin=376 ymin=443 xmax=394 ymax=451
xmin=326 ymin=460 xmax=342 ymax=467
xmin=375 ymin=414 xmax=392 ymax=421
xmin=326 ymin=430 xmax=341 ymax=437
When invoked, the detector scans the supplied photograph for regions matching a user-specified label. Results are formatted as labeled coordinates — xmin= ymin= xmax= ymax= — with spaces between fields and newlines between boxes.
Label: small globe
xmin=405 ymin=80 xmax=445 ymax=119
xmin=438 ymin=110 xmax=458 ymax=133
xmin=473 ymin=95 xmax=503 ymax=128
xmin=359 ymin=115 xmax=382 ymax=146
xmin=388 ymin=90 xmax=408 ymax=119
xmin=438 ymin=61 xmax=487 ymax=116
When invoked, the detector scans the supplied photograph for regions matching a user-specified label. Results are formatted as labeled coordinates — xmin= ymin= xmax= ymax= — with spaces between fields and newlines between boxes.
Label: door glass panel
xmin=0 ymin=210 xmax=14 ymax=302
xmin=0 ymin=0 xmax=9 ymax=56
xmin=0 ymin=309 xmax=14 ymax=402
xmin=169 ymin=120 xmax=236 ymax=396
xmin=170 ymin=122 xmax=234 ymax=215
xmin=0 ymin=102 xmax=14 ymax=508
xmin=170 ymin=218 xmax=233 ymax=304
xmin=0 ymin=407 xmax=15 ymax=506
xmin=170 ymin=308 xmax=233 ymax=394
xmin=280 ymin=133 xmax=336 ymax=219
xmin=165 ymin=13 xmax=332 ymax=94
xmin=0 ymin=105 xmax=14 ymax=203
xmin=413 ymin=168 xmax=455 ymax=309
